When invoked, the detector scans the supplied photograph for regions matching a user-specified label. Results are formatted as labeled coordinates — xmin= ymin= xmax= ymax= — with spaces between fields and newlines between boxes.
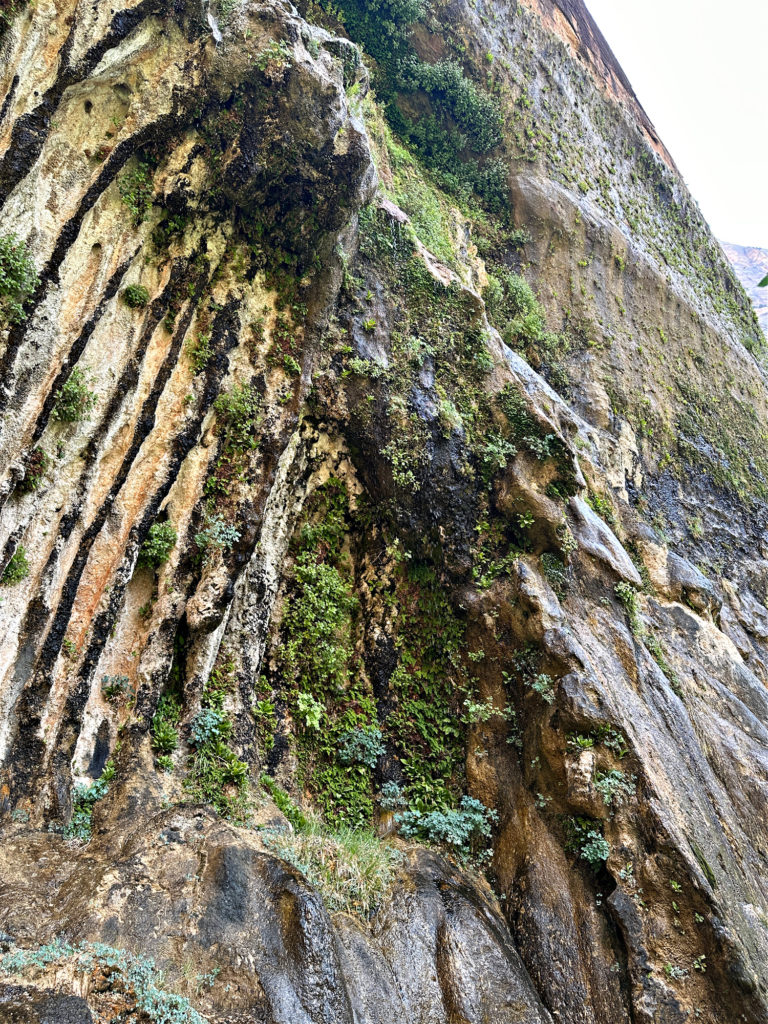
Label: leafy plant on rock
xmin=395 ymin=795 xmax=497 ymax=860
xmin=0 ymin=233 xmax=39 ymax=327
xmin=51 ymin=367 xmax=98 ymax=423
xmin=137 ymin=521 xmax=177 ymax=570
xmin=1 ymin=545 xmax=29 ymax=585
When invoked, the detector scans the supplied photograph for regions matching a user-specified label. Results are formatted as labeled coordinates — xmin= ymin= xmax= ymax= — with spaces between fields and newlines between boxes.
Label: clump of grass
xmin=261 ymin=816 xmax=402 ymax=918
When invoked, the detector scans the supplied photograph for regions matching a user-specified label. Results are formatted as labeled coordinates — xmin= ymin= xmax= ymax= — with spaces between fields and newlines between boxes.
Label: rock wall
xmin=1 ymin=1 xmax=768 ymax=1023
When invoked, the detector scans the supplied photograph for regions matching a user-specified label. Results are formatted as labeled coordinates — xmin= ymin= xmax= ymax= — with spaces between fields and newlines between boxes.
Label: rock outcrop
xmin=1 ymin=2 xmax=768 ymax=1023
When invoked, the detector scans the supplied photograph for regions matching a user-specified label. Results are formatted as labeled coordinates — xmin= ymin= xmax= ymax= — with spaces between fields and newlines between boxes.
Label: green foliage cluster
xmin=277 ymin=483 xmax=375 ymax=827
xmin=195 ymin=512 xmax=240 ymax=564
xmin=354 ymin=206 xmax=499 ymax=492
xmin=337 ymin=726 xmax=385 ymax=768
xmin=123 ymin=284 xmax=150 ymax=308
xmin=496 ymin=384 xmax=575 ymax=495
xmin=138 ymin=521 xmax=177 ymax=570
xmin=118 ymin=161 xmax=154 ymax=225
xmin=18 ymin=448 xmax=49 ymax=493
xmin=205 ymin=381 xmax=262 ymax=498
xmin=585 ymin=488 xmax=617 ymax=527
xmin=184 ymin=661 xmax=249 ymax=822
xmin=63 ymin=761 xmax=115 ymax=842
xmin=615 ymin=581 xmax=642 ymax=636
xmin=540 ymin=551 xmax=568 ymax=597
xmin=567 ymin=724 xmax=628 ymax=759
xmin=1 ymin=545 xmax=29 ymax=585
xmin=386 ymin=562 xmax=470 ymax=810
xmin=101 ymin=674 xmax=131 ymax=703
xmin=594 ymin=768 xmax=635 ymax=809
xmin=564 ymin=816 xmax=610 ymax=869
xmin=0 ymin=233 xmax=38 ymax=327
xmin=507 ymin=646 xmax=556 ymax=706
xmin=0 ymin=941 xmax=206 ymax=1024
xmin=395 ymin=795 xmax=497 ymax=860
xmin=151 ymin=695 xmax=181 ymax=756
xmin=51 ymin=367 xmax=97 ymax=423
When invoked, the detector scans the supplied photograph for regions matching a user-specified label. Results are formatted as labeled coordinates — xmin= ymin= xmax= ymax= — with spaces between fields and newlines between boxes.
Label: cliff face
xmin=1 ymin=2 xmax=768 ymax=1023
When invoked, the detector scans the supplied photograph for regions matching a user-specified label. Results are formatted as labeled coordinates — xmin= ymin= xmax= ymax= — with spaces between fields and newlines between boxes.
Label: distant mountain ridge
xmin=722 ymin=241 xmax=768 ymax=334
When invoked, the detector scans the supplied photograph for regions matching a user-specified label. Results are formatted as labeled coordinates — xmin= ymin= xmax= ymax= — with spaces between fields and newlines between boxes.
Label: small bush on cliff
xmin=118 ymin=161 xmax=154 ymax=225
xmin=63 ymin=760 xmax=116 ymax=842
xmin=138 ymin=521 xmax=177 ymax=570
xmin=1 ymin=545 xmax=30 ymax=585
xmin=0 ymin=233 xmax=39 ymax=327
xmin=51 ymin=367 xmax=97 ymax=423
xmin=194 ymin=512 xmax=240 ymax=564
xmin=151 ymin=695 xmax=181 ymax=756
xmin=184 ymin=660 xmax=249 ymax=821
xmin=122 ymin=284 xmax=150 ymax=308
xmin=337 ymin=726 xmax=385 ymax=769
xmin=18 ymin=448 xmax=49 ymax=493
xmin=564 ymin=816 xmax=610 ymax=869
xmin=395 ymin=795 xmax=497 ymax=860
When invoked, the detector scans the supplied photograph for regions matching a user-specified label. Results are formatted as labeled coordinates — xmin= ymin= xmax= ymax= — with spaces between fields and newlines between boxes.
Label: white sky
xmin=584 ymin=0 xmax=768 ymax=249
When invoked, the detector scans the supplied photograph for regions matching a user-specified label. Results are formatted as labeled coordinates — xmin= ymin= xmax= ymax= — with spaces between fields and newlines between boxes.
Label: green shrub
xmin=137 ymin=521 xmax=177 ymax=570
xmin=118 ymin=161 xmax=154 ymax=225
xmin=337 ymin=726 xmax=385 ymax=769
xmin=101 ymin=674 xmax=131 ymax=702
xmin=122 ymin=284 xmax=150 ymax=308
xmin=184 ymin=662 xmax=249 ymax=821
xmin=0 ymin=233 xmax=39 ymax=327
xmin=151 ymin=695 xmax=180 ymax=755
xmin=564 ymin=816 xmax=610 ymax=869
xmin=190 ymin=706 xmax=231 ymax=747
xmin=213 ymin=381 xmax=261 ymax=451
xmin=63 ymin=761 xmax=115 ymax=842
xmin=18 ymin=448 xmax=49 ymax=493
xmin=1 ymin=545 xmax=29 ymax=585
xmin=594 ymin=768 xmax=635 ymax=808
xmin=615 ymin=581 xmax=642 ymax=635
xmin=395 ymin=795 xmax=497 ymax=859
xmin=0 ymin=941 xmax=206 ymax=1024
xmin=186 ymin=332 xmax=212 ymax=373
xmin=540 ymin=552 xmax=568 ymax=597
xmin=51 ymin=367 xmax=97 ymax=423
xmin=195 ymin=512 xmax=240 ymax=564
xmin=379 ymin=781 xmax=407 ymax=810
